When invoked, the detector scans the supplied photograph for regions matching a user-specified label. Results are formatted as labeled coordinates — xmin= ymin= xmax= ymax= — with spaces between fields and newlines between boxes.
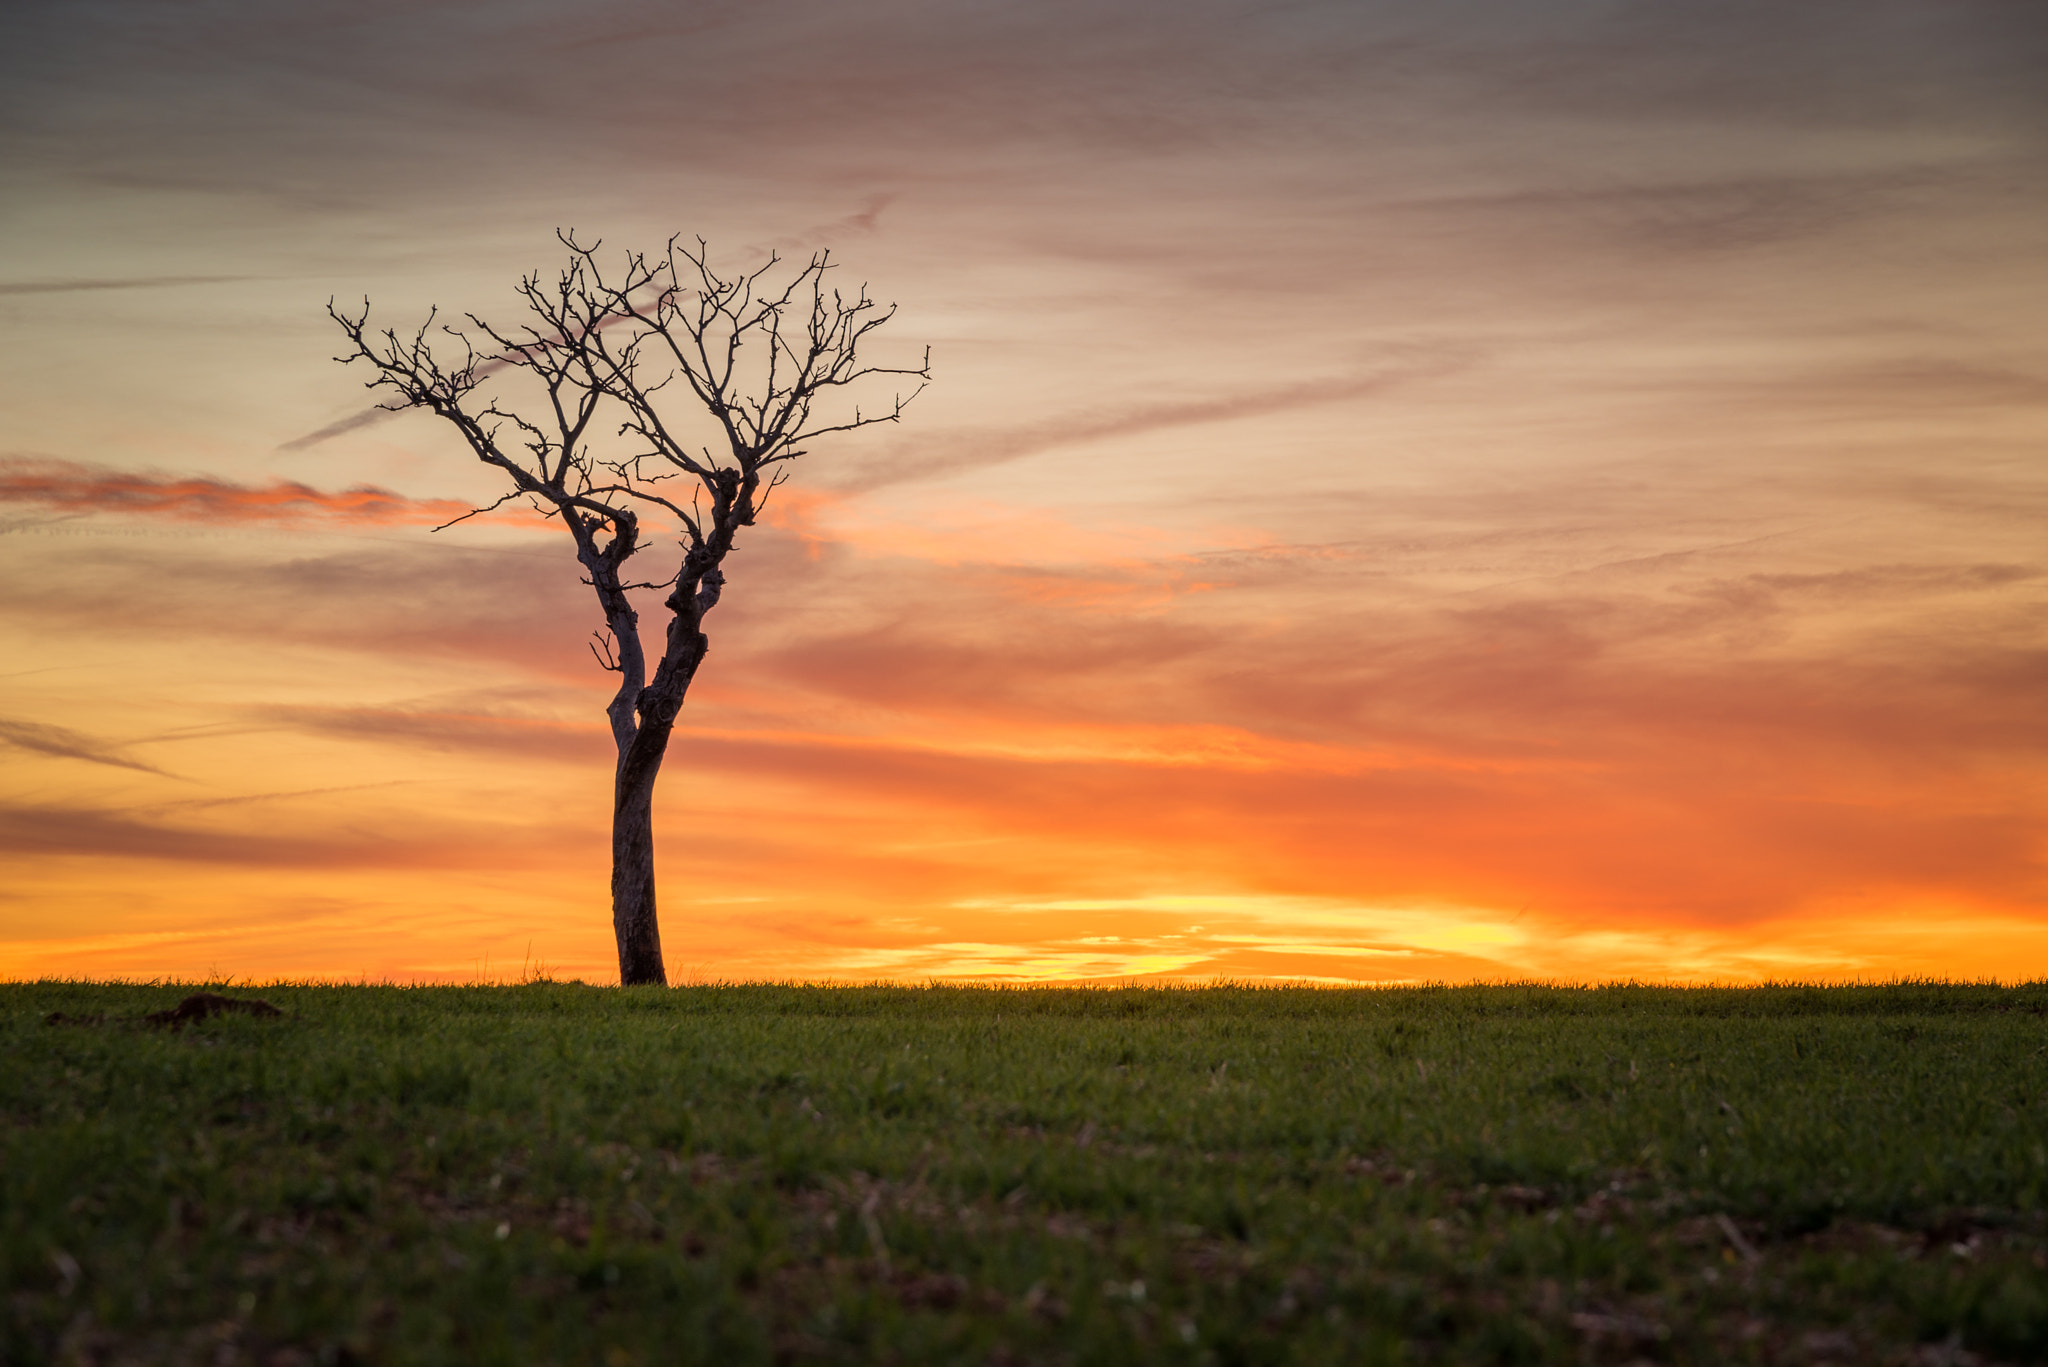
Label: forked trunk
xmin=611 ymin=779 xmax=666 ymax=985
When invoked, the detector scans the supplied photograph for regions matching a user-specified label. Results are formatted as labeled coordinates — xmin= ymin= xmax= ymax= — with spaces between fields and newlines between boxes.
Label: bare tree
xmin=329 ymin=233 xmax=927 ymax=986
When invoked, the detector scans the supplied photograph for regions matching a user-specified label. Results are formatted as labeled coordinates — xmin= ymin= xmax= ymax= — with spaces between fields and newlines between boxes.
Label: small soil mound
xmin=45 ymin=995 xmax=284 ymax=1029
xmin=144 ymin=994 xmax=284 ymax=1029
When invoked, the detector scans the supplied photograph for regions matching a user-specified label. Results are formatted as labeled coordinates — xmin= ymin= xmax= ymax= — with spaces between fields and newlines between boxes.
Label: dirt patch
xmin=147 ymin=994 xmax=284 ymax=1028
xmin=44 ymin=994 xmax=284 ymax=1030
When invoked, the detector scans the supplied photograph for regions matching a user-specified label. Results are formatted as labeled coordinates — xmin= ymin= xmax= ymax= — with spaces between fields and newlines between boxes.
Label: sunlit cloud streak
xmin=0 ymin=459 xmax=535 ymax=529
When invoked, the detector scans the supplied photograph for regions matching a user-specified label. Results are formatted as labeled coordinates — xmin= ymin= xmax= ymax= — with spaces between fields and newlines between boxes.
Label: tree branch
xmin=330 ymin=235 xmax=929 ymax=756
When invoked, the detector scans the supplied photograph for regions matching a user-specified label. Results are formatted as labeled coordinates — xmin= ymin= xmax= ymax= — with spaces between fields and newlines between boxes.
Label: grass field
xmin=5 ymin=981 xmax=2046 ymax=1366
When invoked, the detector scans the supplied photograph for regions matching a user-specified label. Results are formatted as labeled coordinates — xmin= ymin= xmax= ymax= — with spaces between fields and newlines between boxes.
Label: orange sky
xmin=2 ymin=1 xmax=2045 ymax=984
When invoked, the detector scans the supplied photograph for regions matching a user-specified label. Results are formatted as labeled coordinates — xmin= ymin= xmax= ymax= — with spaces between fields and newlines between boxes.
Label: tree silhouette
xmin=330 ymin=233 xmax=927 ymax=985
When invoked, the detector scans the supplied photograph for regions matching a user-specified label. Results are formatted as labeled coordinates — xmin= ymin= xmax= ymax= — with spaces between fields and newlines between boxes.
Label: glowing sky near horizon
xmin=2 ymin=0 xmax=2045 ymax=984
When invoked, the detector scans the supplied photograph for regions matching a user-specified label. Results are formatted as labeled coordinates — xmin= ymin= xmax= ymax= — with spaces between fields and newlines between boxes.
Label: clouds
xmin=0 ymin=0 xmax=2043 ymax=982
xmin=1481 ymin=0 xmax=2048 ymax=135
xmin=7 ymin=433 xmax=2040 ymax=949
xmin=13 ymin=1 xmax=2039 ymax=254
xmin=4 ymin=407 xmax=2042 ymax=960
xmin=721 ymin=543 xmax=2047 ymax=920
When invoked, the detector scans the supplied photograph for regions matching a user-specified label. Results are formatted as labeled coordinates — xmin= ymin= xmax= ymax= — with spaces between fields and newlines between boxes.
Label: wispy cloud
xmin=0 ymin=458 xmax=534 ymax=529
xmin=0 ymin=536 xmax=604 ymax=682
xmin=0 ymin=718 xmax=174 ymax=776
xmin=274 ymin=408 xmax=397 ymax=453
xmin=835 ymin=354 xmax=1473 ymax=490
xmin=0 ymin=802 xmax=390 ymax=868
xmin=0 ymin=275 xmax=254 ymax=295
xmin=255 ymin=704 xmax=608 ymax=765
xmin=140 ymin=781 xmax=419 ymax=815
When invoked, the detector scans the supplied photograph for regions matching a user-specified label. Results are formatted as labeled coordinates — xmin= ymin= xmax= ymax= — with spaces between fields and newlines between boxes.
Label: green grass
xmin=5 ymin=981 xmax=2047 ymax=1365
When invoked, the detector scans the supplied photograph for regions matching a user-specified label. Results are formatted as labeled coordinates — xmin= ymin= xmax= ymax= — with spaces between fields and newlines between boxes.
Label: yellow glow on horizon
xmin=6 ymin=858 xmax=2043 ymax=986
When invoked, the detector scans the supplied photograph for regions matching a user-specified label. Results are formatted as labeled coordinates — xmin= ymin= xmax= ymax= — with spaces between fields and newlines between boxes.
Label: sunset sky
xmin=3 ymin=0 xmax=2044 ymax=984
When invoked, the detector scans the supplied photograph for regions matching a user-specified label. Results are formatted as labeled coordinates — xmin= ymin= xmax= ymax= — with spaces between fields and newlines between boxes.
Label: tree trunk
xmin=611 ymin=779 xmax=667 ymax=985
xmin=607 ymin=633 xmax=702 ymax=987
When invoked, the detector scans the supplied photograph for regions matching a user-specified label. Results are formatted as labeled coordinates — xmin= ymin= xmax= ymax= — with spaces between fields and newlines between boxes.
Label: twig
xmin=1713 ymin=1212 xmax=1761 ymax=1264
xmin=860 ymin=1190 xmax=891 ymax=1276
